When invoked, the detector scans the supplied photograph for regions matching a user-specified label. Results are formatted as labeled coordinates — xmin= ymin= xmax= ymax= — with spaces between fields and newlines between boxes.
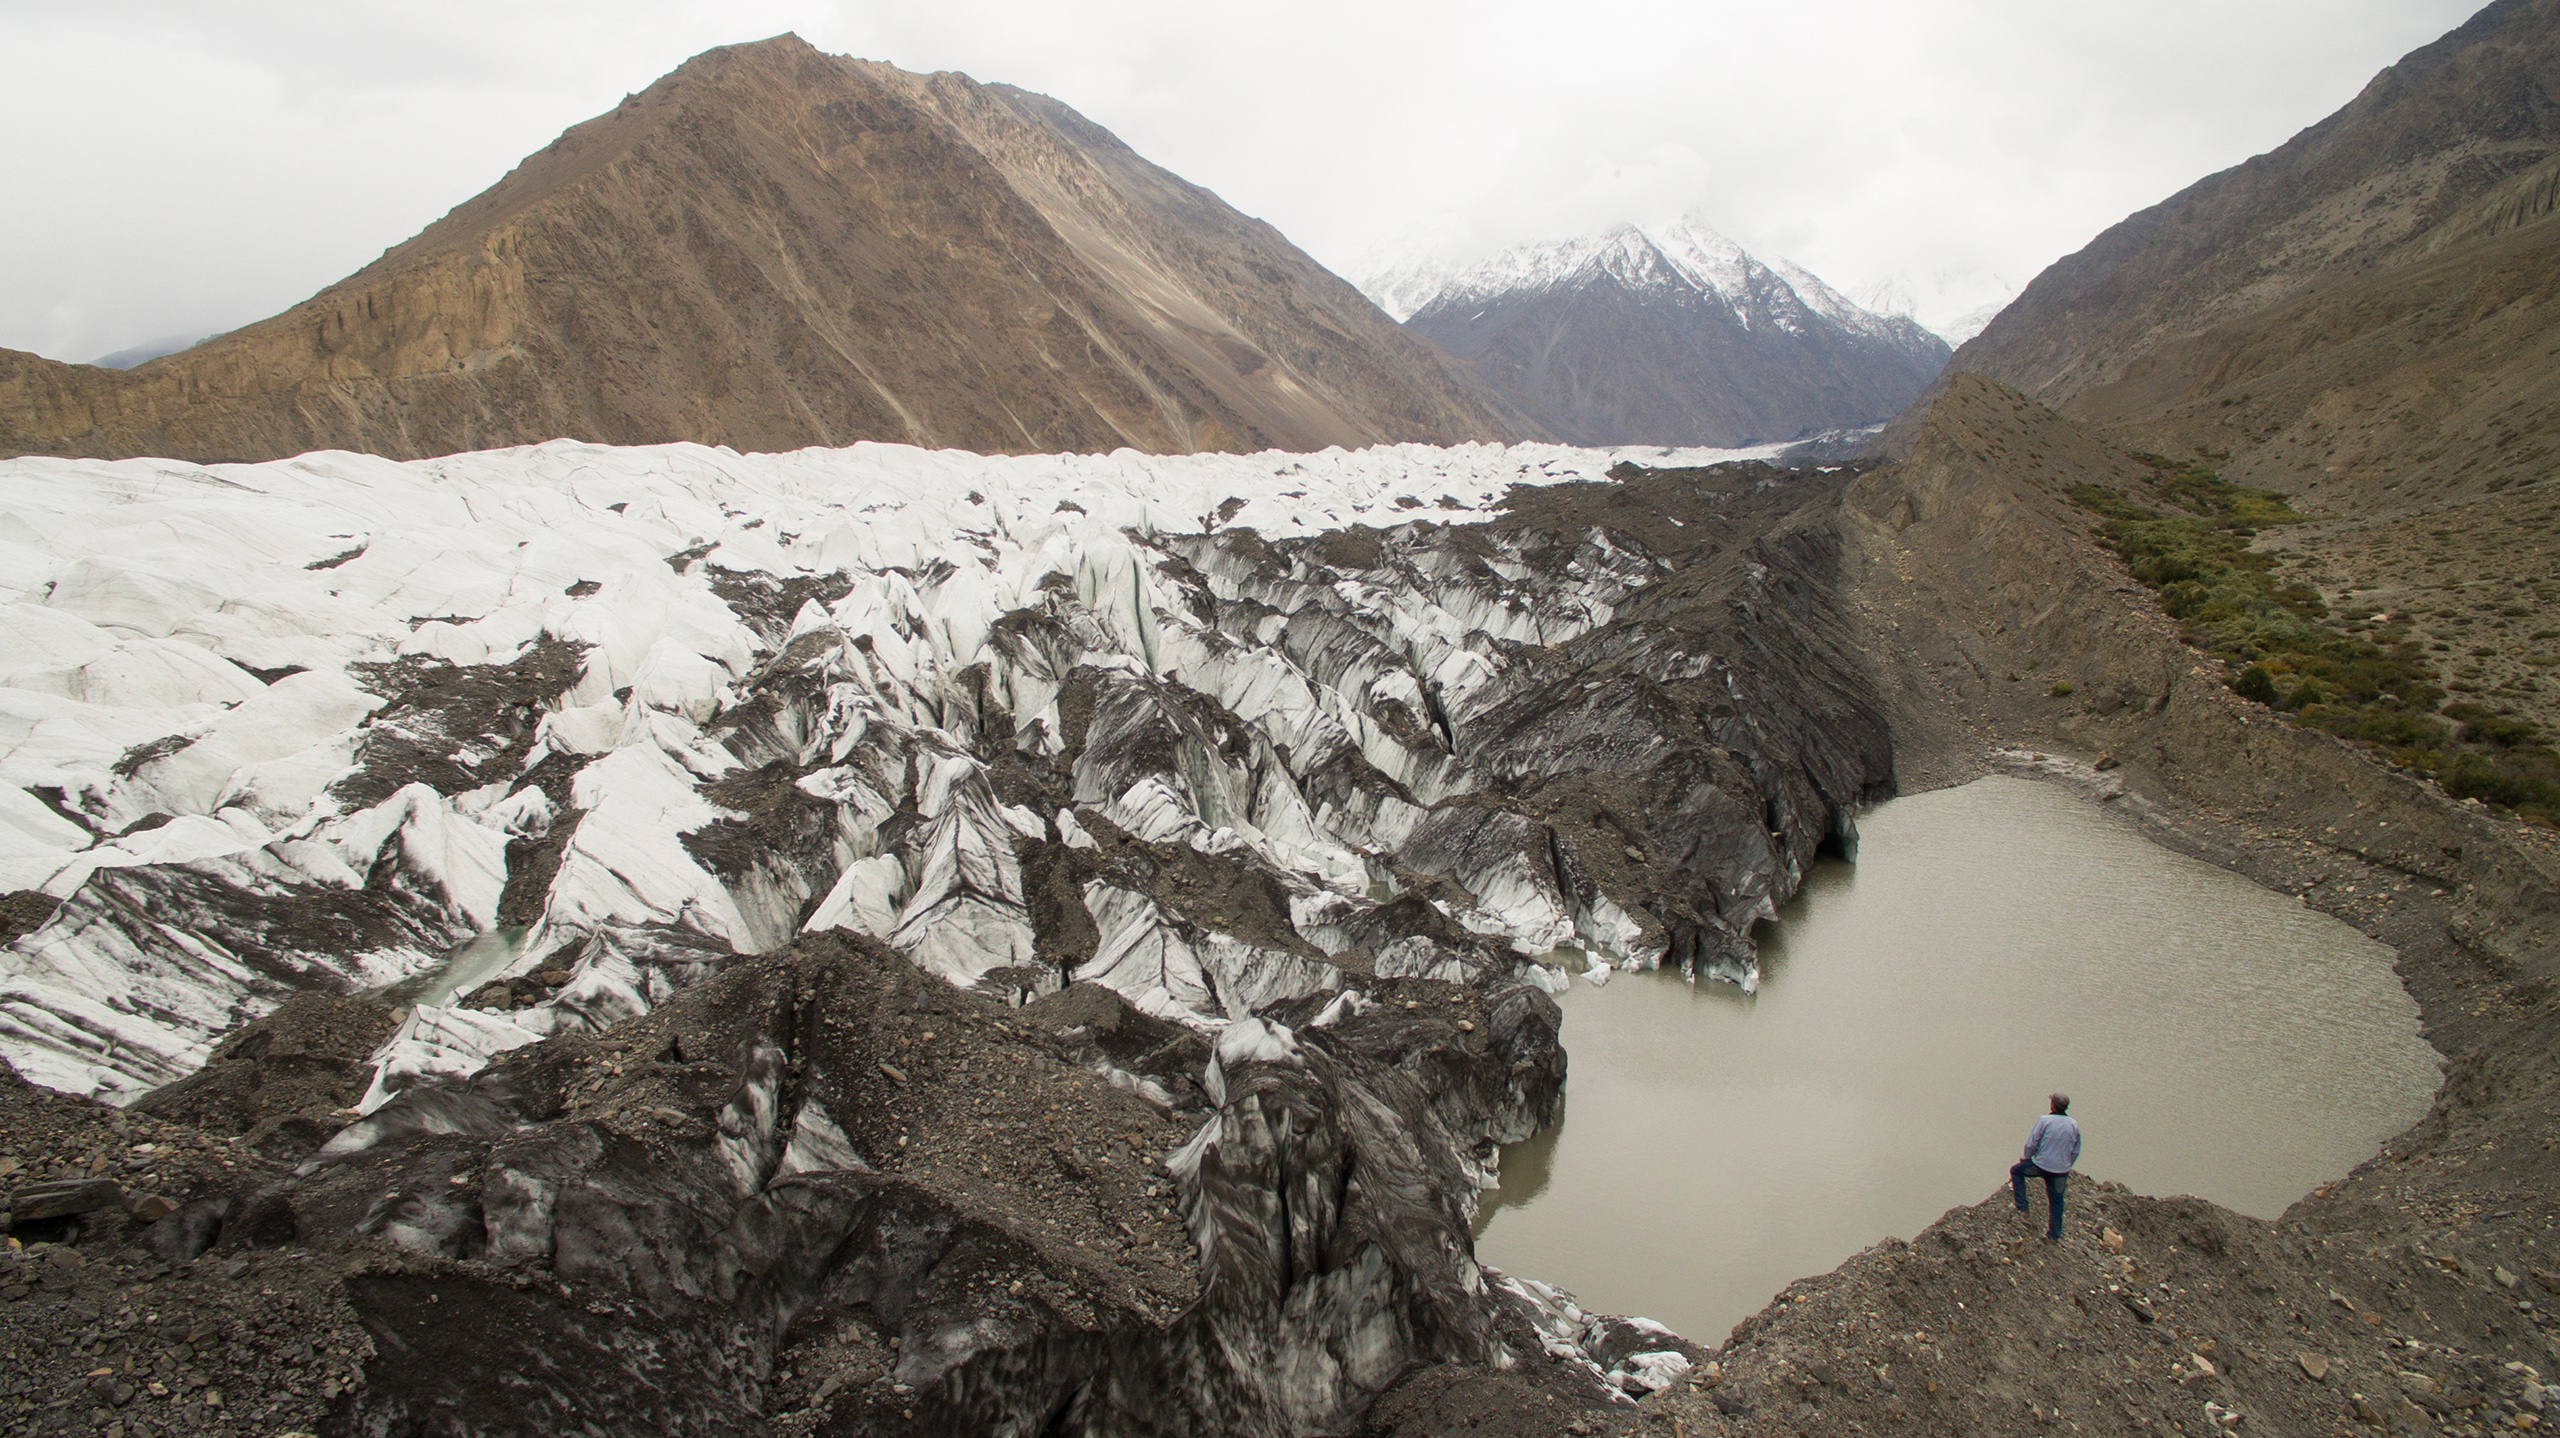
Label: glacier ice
xmin=0 ymin=432 xmax=1919 ymax=1433
xmin=2 ymin=433 xmax=1889 ymax=1128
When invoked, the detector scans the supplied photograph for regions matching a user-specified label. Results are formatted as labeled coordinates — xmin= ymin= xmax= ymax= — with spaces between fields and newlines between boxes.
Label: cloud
xmin=0 ymin=0 xmax=2485 ymax=362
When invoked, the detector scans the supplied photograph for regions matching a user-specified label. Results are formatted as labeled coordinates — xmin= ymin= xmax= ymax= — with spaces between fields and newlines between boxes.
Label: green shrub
xmin=2072 ymin=456 xmax=2548 ymax=820
xmin=2049 ymin=681 xmax=2077 ymax=698
xmin=2443 ymin=756 xmax=2560 ymax=813
xmin=2443 ymin=703 xmax=2546 ymax=748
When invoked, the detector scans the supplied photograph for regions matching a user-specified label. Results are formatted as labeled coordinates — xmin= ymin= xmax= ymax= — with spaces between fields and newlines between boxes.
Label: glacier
xmin=1 ymin=435 xmax=1879 ymax=1107
xmin=1 ymin=431 xmax=1900 ymax=1433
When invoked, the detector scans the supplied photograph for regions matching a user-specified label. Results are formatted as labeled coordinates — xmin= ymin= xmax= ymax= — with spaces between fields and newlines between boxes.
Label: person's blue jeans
xmin=2011 ymin=1159 xmax=2068 ymax=1240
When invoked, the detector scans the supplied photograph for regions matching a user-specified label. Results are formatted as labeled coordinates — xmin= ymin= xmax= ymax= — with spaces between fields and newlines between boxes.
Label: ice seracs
xmin=4 ymin=434 xmax=1814 ymax=1103
xmin=2 ymin=428 xmax=1899 ymax=1434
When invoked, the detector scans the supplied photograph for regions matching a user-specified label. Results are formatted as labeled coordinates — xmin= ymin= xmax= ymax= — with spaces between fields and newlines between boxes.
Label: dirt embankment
xmin=1837 ymin=376 xmax=2560 ymax=965
xmin=1605 ymin=374 xmax=2560 ymax=1438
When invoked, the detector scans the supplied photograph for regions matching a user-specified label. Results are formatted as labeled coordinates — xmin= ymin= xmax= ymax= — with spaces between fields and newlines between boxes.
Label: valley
xmin=4 ymin=377 xmax=2553 ymax=1438
xmin=3 ymin=3 xmax=2559 ymax=1436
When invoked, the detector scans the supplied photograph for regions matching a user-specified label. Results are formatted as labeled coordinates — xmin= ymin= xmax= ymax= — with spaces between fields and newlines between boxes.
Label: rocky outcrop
xmin=0 ymin=36 xmax=1512 ymax=464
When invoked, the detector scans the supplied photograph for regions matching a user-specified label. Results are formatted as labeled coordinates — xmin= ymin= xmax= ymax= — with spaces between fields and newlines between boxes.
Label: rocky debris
xmin=0 ymin=1058 xmax=373 ymax=1438
xmin=0 ymin=889 xmax=58 ymax=943
xmin=1354 ymin=1362 xmax=1630 ymax=1436
xmin=2 ymin=930 xmax=1608 ymax=1436
xmin=1020 ymin=982 xmax=1214 ymax=1108
xmin=7 ymin=1176 xmax=126 ymax=1221
xmin=128 ymin=992 xmax=398 ymax=1163
xmin=1635 ymin=1156 xmax=2560 ymax=1438
xmin=331 ymin=638 xmax=585 ymax=812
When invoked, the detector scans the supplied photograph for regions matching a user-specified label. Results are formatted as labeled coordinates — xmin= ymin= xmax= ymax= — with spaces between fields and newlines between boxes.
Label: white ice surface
xmin=5 ymin=434 xmax=1775 ymax=1101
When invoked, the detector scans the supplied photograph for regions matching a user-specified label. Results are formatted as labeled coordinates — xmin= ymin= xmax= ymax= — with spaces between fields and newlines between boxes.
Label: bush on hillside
xmin=2075 ymin=456 xmax=2554 ymax=824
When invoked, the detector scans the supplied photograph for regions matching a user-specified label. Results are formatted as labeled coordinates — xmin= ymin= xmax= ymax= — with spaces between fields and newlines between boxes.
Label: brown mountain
xmin=1924 ymin=0 xmax=2560 ymax=515
xmin=0 ymin=36 xmax=1514 ymax=463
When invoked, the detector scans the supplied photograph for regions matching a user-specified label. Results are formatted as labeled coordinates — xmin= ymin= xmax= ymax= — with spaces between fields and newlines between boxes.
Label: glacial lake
xmin=1473 ymin=774 xmax=2439 ymax=1345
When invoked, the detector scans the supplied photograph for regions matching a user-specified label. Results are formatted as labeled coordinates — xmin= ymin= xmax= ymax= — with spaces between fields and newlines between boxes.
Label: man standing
xmin=2011 ymin=1092 xmax=2080 ymax=1241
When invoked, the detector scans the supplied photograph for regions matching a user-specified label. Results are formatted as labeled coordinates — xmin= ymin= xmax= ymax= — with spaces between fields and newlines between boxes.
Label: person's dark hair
xmin=2050 ymin=1092 xmax=2070 ymax=1114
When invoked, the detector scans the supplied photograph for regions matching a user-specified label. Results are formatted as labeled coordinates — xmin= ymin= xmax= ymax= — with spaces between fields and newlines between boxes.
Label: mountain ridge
xmin=0 ymin=35 xmax=1514 ymax=463
xmin=1925 ymin=0 xmax=2560 ymax=512
xmin=1385 ymin=218 xmax=1949 ymax=448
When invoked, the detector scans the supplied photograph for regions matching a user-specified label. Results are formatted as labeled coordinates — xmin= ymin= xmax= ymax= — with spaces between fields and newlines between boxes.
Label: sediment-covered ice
xmin=2 ymin=433 xmax=1857 ymax=1104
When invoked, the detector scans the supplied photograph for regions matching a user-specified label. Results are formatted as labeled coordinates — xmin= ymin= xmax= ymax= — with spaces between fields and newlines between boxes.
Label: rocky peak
xmin=1413 ymin=216 xmax=1794 ymax=329
xmin=1385 ymin=216 xmax=1950 ymax=447
xmin=0 ymin=34 xmax=1512 ymax=463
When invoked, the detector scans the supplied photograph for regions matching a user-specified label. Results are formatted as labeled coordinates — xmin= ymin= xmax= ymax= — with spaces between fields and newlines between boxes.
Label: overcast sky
xmin=0 ymin=0 xmax=2484 ymax=361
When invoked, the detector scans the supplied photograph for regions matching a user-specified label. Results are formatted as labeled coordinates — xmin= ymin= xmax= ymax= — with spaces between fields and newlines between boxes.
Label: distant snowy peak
xmin=1412 ymin=219 xmax=1754 ymax=313
xmin=1382 ymin=215 xmax=1953 ymax=448
xmin=1361 ymin=256 xmax=1466 ymax=325
xmin=1934 ymin=299 xmax=2012 ymax=348
xmin=1387 ymin=218 xmax=1911 ymax=346
xmin=1768 ymin=258 xmax=1902 ymax=344
xmin=1850 ymin=271 xmax=2018 ymax=347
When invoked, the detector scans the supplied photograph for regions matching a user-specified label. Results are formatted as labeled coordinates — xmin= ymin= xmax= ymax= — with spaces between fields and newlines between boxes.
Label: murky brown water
xmin=1473 ymin=774 xmax=2439 ymax=1345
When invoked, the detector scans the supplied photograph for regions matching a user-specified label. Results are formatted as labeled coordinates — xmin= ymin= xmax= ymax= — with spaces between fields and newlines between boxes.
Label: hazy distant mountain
xmin=1849 ymin=273 xmax=2018 ymax=347
xmin=86 ymin=333 xmax=210 ymax=370
xmin=1937 ymin=0 xmax=2560 ymax=510
xmin=1361 ymin=255 xmax=1468 ymax=325
xmin=0 ymin=36 xmax=1513 ymax=463
xmin=1379 ymin=218 xmax=1950 ymax=447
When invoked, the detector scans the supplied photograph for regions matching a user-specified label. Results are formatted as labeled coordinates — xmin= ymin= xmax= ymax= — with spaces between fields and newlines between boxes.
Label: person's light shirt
xmin=2024 ymin=1114 xmax=2081 ymax=1174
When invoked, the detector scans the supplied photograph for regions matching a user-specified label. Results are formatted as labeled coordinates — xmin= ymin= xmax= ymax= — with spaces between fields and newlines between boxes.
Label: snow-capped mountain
xmin=1377 ymin=218 xmax=1951 ymax=447
xmin=1361 ymin=254 xmax=1469 ymax=325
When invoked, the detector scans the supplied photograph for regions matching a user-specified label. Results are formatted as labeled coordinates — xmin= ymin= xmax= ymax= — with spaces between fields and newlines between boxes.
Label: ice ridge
xmin=1 ymin=434 xmax=1810 ymax=1104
